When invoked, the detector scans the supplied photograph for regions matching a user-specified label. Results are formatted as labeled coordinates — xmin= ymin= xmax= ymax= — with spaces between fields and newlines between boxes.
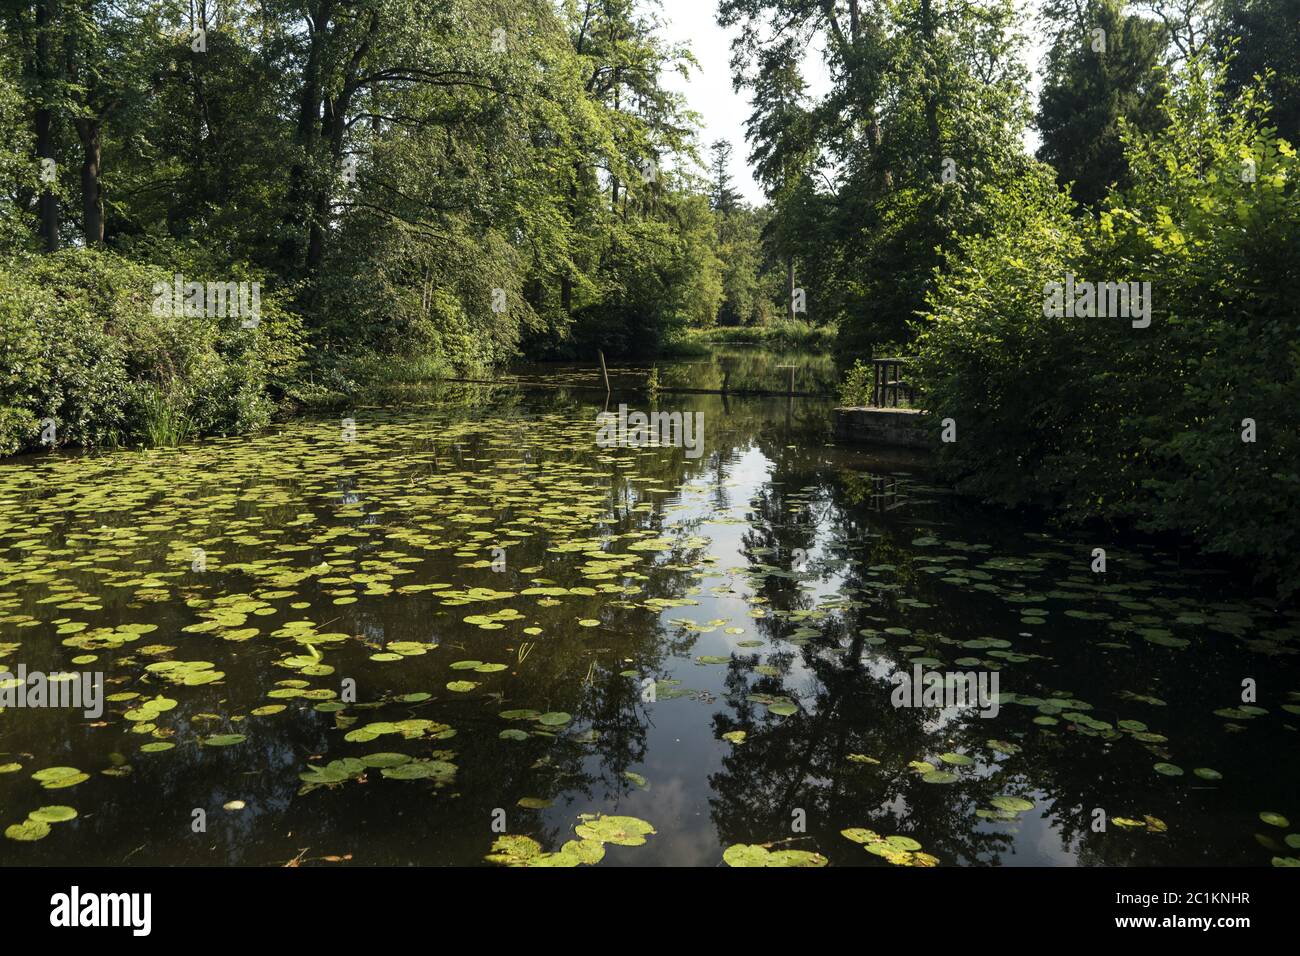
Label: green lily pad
xmin=921 ymin=770 xmax=959 ymax=784
xmin=4 ymin=819 xmax=50 ymax=841
xmin=573 ymin=814 xmax=656 ymax=846
xmin=28 ymin=806 xmax=77 ymax=823
xmin=990 ymin=796 xmax=1035 ymax=813
xmin=722 ymin=843 xmax=826 ymax=867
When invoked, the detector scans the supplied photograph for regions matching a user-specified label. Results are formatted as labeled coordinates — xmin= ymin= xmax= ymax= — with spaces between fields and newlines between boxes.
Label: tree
xmin=709 ymin=138 xmax=740 ymax=213
xmin=1037 ymin=0 xmax=1169 ymax=207
xmin=1220 ymin=0 xmax=1300 ymax=145
xmin=721 ymin=0 xmax=1034 ymax=356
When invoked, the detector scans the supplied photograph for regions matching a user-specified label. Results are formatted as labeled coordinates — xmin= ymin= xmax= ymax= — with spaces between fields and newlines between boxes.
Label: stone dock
xmin=832 ymin=407 xmax=930 ymax=449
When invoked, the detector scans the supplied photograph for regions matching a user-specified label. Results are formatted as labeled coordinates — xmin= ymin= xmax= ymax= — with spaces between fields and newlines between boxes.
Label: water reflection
xmin=0 ymin=370 xmax=1296 ymax=867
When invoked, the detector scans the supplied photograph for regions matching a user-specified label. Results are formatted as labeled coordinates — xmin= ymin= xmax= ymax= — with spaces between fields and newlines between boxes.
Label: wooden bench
xmin=871 ymin=357 xmax=916 ymax=407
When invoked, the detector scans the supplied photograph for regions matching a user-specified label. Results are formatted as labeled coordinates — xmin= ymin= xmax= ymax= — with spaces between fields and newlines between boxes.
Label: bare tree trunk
xmin=76 ymin=117 xmax=103 ymax=245
xmin=36 ymin=0 xmax=59 ymax=252
xmin=283 ymin=0 xmax=332 ymax=268
xmin=786 ymin=256 xmax=795 ymax=322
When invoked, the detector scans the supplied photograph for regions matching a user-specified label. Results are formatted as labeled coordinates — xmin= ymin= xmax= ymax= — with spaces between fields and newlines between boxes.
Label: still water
xmin=1 ymin=366 xmax=1298 ymax=866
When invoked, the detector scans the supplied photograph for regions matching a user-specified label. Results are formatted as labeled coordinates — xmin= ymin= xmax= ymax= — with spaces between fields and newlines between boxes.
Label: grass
xmin=137 ymin=385 xmax=195 ymax=448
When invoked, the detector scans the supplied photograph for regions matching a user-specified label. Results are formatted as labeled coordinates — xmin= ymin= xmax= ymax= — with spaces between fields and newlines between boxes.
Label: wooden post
xmin=789 ymin=365 xmax=796 ymax=396
xmin=598 ymin=350 xmax=610 ymax=394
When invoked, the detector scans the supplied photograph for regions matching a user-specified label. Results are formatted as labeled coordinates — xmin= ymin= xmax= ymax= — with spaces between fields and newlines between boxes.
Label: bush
xmin=0 ymin=247 xmax=303 ymax=455
xmin=915 ymin=61 xmax=1300 ymax=597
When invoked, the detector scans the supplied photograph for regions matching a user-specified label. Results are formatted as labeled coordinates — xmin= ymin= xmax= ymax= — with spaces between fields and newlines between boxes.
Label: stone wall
xmin=833 ymin=407 xmax=930 ymax=449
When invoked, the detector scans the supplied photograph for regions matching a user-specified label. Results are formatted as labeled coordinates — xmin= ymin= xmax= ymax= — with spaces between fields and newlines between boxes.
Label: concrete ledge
xmin=833 ymin=407 xmax=930 ymax=449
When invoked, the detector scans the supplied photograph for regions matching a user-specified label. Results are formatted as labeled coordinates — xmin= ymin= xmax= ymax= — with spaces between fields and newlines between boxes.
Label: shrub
xmin=0 ymin=247 xmax=303 ymax=455
xmin=915 ymin=61 xmax=1300 ymax=597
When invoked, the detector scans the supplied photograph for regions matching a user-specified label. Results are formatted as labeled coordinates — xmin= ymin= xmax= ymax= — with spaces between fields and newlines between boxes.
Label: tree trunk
xmin=282 ymin=0 xmax=332 ymax=268
xmin=786 ymin=256 xmax=795 ymax=322
xmin=35 ymin=0 xmax=58 ymax=252
xmin=76 ymin=117 xmax=103 ymax=245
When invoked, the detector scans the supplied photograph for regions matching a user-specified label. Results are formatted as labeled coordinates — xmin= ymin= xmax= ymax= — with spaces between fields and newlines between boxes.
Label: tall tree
xmin=1037 ymin=0 xmax=1169 ymax=207
xmin=723 ymin=0 xmax=1033 ymax=354
xmin=1220 ymin=0 xmax=1300 ymax=144
xmin=709 ymin=138 xmax=739 ymax=213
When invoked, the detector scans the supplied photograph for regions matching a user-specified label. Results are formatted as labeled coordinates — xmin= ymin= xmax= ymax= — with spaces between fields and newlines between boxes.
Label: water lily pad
xmin=722 ymin=843 xmax=826 ymax=867
xmin=574 ymin=814 xmax=655 ymax=846
xmin=28 ymin=806 xmax=77 ymax=823
xmin=31 ymin=767 xmax=89 ymax=789
xmin=922 ymin=770 xmax=959 ymax=784
xmin=990 ymin=796 xmax=1035 ymax=813
xmin=361 ymin=753 xmax=411 ymax=768
xmin=4 ymin=819 xmax=50 ymax=841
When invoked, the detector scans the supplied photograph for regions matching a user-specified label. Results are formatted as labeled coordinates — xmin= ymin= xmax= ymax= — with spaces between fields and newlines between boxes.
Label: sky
xmin=657 ymin=0 xmax=1050 ymax=206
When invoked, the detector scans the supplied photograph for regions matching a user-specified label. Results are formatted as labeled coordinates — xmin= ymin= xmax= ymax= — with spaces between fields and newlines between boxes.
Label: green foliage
xmin=0 ymin=64 xmax=33 ymax=251
xmin=724 ymin=0 xmax=1034 ymax=360
xmin=838 ymin=359 xmax=874 ymax=407
xmin=1 ymin=0 xmax=729 ymax=399
xmin=0 ymin=247 xmax=302 ymax=455
xmin=916 ymin=62 xmax=1300 ymax=596
xmin=1037 ymin=0 xmax=1169 ymax=207
xmin=1221 ymin=0 xmax=1300 ymax=145
xmin=687 ymin=319 xmax=835 ymax=352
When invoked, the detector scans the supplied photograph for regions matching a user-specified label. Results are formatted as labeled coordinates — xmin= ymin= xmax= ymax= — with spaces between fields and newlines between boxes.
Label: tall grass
xmin=138 ymin=385 xmax=194 ymax=448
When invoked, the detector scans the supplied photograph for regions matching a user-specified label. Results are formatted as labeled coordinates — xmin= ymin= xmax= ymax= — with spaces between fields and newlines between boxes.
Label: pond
xmin=503 ymin=346 xmax=839 ymax=396
xmin=1 ymin=363 xmax=1298 ymax=866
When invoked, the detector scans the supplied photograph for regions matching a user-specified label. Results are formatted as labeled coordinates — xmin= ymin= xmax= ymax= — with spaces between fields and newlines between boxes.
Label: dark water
xmin=2 ymin=369 xmax=1298 ymax=866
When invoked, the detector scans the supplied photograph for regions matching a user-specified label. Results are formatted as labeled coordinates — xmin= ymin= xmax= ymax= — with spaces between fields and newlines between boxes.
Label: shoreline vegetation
xmin=2 ymin=0 xmax=1298 ymax=601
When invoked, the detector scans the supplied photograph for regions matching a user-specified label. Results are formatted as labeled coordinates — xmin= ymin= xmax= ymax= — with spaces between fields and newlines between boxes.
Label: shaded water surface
xmin=2 ymin=371 xmax=1298 ymax=866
